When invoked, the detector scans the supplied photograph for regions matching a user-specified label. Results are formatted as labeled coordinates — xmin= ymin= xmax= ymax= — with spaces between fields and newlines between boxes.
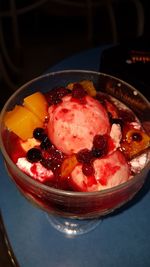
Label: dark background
xmin=0 ymin=0 xmax=150 ymax=108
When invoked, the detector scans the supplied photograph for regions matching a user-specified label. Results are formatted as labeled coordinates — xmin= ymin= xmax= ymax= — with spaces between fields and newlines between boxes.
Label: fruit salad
xmin=4 ymin=80 xmax=150 ymax=192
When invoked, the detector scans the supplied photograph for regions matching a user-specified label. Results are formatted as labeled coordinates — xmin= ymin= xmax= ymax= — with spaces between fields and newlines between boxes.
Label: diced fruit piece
xmin=4 ymin=105 xmax=43 ymax=140
xmin=121 ymin=129 xmax=150 ymax=159
xmin=20 ymin=138 xmax=40 ymax=152
xmin=67 ymin=80 xmax=97 ymax=96
xmin=23 ymin=92 xmax=48 ymax=121
xmin=61 ymin=155 xmax=78 ymax=178
xmin=80 ymin=80 xmax=97 ymax=96
xmin=67 ymin=82 xmax=74 ymax=90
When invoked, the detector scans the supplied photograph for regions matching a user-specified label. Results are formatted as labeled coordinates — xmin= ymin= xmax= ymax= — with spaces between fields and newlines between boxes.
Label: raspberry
xmin=45 ymin=87 xmax=70 ymax=105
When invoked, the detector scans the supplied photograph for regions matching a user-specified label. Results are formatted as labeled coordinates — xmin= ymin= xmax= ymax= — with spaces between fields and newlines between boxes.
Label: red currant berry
xmin=82 ymin=163 xmax=94 ymax=176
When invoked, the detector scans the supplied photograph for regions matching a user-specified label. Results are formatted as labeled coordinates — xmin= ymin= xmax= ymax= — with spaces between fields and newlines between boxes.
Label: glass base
xmin=46 ymin=214 xmax=102 ymax=236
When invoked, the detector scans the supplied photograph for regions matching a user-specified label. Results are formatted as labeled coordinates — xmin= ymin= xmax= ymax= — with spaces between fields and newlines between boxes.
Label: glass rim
xmin=0 ymin=69 xmax=150 ymax=198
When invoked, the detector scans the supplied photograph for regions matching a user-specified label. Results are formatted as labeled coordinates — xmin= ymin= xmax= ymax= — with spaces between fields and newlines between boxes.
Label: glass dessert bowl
xmin=0 ymin=70 xmax=150 ymax=235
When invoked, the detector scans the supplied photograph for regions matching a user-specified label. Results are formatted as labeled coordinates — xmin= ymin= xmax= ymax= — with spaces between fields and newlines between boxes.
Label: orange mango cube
xmin=20 ymin=138 xmax=40 ymax=151
xmin=4 ymin=105 xmax=43 ymax=140
xmin=23 ymin=92 xmax=48 ymax=122
xmin=61 ymin=155 xmax=78 ymax=178
xmin=80 ymin=80 xmax=97 ymax=97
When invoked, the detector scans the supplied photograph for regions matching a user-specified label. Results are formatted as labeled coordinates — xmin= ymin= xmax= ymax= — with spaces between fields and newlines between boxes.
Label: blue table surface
xmin=0 ymin=46 xmax=150 ymax=267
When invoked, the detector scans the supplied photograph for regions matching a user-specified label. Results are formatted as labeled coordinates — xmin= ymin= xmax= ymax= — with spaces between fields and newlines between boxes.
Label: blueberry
xmin=26 ymin=148 xmax=42 ymax=163
xmin=33 ymin=128 xmax=45 ymax=141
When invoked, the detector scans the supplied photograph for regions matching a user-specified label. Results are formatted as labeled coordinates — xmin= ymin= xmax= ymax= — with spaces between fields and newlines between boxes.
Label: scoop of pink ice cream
xmin=47 ymin=95 xmax=110 ymax=155
xmin=70 ymin=150 xmax=130 ymax=192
